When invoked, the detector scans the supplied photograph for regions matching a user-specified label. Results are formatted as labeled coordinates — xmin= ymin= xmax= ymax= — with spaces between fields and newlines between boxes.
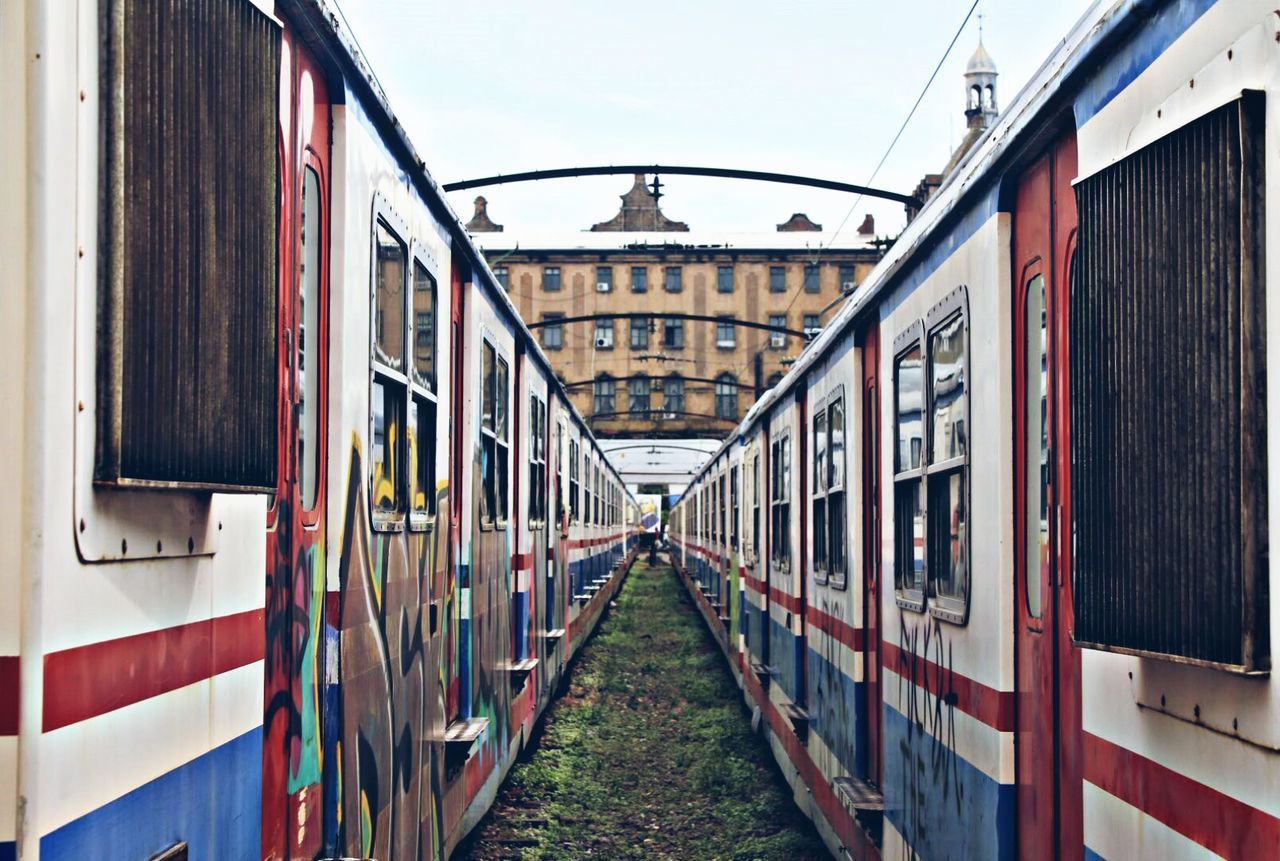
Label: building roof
xmin=965 ymin=39 xmax=997 ymax=76
xmin=470 ymin=228 xmax=879 ymax=253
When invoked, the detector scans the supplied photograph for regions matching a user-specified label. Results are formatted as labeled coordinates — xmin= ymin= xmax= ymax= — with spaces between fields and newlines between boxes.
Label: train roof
xmin=675 ymin=0 xmax=1169 ymax=502
xmin=283 ymin=0 xmax=633 ymax=496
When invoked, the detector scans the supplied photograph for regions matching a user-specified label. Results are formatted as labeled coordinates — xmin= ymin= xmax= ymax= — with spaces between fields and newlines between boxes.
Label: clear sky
xmin=336 ymin=0 xmax=1094 ymax=243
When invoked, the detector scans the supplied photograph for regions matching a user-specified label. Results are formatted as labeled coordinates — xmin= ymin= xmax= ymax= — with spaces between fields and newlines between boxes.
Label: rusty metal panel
xmin=97 ymin=0 xmax=280 ymax=491
xmin=1071 ymin=92 xmax=1267 ymax=672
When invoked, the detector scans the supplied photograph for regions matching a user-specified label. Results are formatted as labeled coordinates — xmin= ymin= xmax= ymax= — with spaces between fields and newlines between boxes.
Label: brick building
xmin=468 ymin=176 xmax=883 ymax=437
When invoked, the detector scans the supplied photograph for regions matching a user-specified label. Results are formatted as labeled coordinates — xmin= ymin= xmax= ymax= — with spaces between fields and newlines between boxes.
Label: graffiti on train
xmin=894 ymin=616 xmax=964 ymax=855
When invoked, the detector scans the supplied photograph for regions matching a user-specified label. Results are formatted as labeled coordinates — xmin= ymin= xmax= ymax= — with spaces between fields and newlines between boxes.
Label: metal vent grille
xmin=98 ymin=0 xmax=280 ymax=491
xmin=1071 ymin=92 xmax=1267 ymax=672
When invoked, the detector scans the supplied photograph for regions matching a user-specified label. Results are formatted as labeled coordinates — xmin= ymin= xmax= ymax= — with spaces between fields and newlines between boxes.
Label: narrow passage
xmin=458 ymin=559 xmax=827 ymax=861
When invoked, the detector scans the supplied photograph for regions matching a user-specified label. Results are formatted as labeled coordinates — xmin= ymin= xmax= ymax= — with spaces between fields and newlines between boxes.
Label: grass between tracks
xmin=456 ymin=559 xmax=827 ymax=861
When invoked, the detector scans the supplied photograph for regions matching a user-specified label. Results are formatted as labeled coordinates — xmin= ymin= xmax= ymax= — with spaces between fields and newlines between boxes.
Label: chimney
xmin=465 ymin=195 xmax=504 ymax=233
xmin=856 ymin=213 xmax=875 ymax=236
xmin=776 ymin=212 xmax=823 ymax=232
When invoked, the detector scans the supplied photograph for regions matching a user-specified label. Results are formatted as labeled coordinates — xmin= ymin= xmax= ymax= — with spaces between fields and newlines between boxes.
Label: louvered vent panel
xmin=1071 ymin=93 xmax=1267 ymax=672
xmin=98 ymin=0 xmax=279 ymax=491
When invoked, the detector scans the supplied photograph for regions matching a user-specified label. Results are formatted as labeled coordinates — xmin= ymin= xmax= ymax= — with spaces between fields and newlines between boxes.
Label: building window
xmin=893 ymin=296 xmax=969 ymax=620
xmin=717 ymin=265 xmax=734 ymax=293
xmin=410 ymin=260 xmax=438 ymax=522
xmin=541 ymin=313 xmax=564 ymax=350
xmin=751 ymin=451 xmax=761 ymax=562
xmin=665 ymin=266 xmax=683 ymax=293
xmin=803 ymin=264 xmax=820 ymax=293
xmin=803 ymin=314 xmax=821 ymax=339
xmin=663 ymin=375 xmax=685 ymax=414
xmin=812 ymin=394 xmax=848 ymax=588
xmin=770 ymin=434 xmax=791 ymax=570
xmin=730 ymin=465 xmax=740 ymax=549
xmin=593 ymin=375 xmax=615 ymax=416
xmin=594 ymin=318 xmax=615 ymax=349
xmin=494 ymin=266 xmax=509 ymax=289
xmin=769 ymin=265 xmax=786 ymax=293
xmin=479 ymin=342 xmax=510 ymax=527
xmin=716 ymin=317 xmax=736 ymax=349
xmin=596 ymin=266 xmax=613 ymax=292
xmin=629 ymin=375 xmax=651 ymax=414
xmin=631 ymin=266 xmax=648 ymax=293
xmin=663 ymin=318 xmax=684 ymax=349
xmin=839 ymin=264 xmax=856 ymax=292
xmin=543 ymin=266 xmax=561 ymax=292
xmin=630 ymin=317 xmax=649 ymax=350
xmin=769 ymin=314 xmax=787 ymax=349
xmin=714 ymin=373 xmax=738 ymax=419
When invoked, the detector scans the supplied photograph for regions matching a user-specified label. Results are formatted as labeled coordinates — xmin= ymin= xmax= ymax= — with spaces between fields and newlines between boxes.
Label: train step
xmin=833 ymin=776 xmax=885 ymax=847
xmin=780 ymin=702 xmax=809 ymax=744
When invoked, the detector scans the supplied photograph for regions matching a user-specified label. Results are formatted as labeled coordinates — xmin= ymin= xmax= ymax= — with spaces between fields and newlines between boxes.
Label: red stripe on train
xmin=1084 ymin=731 xmax=1280 ymax=858
xmin=0 ymin=656 xmax=17 ymax=735
xmin=880 ymin=641 xmax=1014 ymax=733
xmin=43 ymin=608 xmax=265 ymax=732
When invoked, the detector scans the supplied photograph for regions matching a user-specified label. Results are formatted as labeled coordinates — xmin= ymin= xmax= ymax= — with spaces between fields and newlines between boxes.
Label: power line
xmin=817 ymin=0 xmax=982 ymax=263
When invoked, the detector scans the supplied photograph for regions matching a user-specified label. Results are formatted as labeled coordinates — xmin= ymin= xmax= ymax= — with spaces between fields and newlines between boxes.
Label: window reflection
xmin=930 ymin=313 xmax=966 ymax=462
xmin=896 ymin=345 xmax=924 ymax=472
xmin=413 ymin=261 xmax=435 ymax=391
xmin=298 ymin=167 xmax=322 ymax=510
xmin=374 ymin=222 xmax=405 ymax=370
xmin=1025 ymin=275 xmax=1047 ymax=618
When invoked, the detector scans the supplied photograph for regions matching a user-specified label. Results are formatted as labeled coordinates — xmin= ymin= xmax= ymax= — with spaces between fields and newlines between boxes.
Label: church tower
xmin=964 ymin=23 xmax=998 ymax=131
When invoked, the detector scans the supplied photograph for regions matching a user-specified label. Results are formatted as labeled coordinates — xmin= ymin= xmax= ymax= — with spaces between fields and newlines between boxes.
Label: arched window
xmin=984 ymin=84 xmax=995 ymax=111
xmin=715 ymin=373 xmax=739 ymax=419
xmin=969 ymin=85 xmax=981 ymax=111
xmin=593 ymin=374 xmax=615 ymax=415
xmin=629 ymin=374 xmax=651 ymax=413
xmin=664 ymin=374 xmax=685 ymax=414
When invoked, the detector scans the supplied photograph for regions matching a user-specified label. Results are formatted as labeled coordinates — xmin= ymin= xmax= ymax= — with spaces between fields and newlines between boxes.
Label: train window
xmin=730 ymin=466 xmax=740 ymax=551
xmin=495 ymin=356 xmax=510 ymax=523
xmin=410 ymin=259 xmax=438 ymax=523
xmin=894 ymin=338 xmax=926 ymax=608
xmin=752 ymin=452 xmax=761 ymax=563
xmin=480 ymin=342 xmax=497 ymax=526
xmin=828 ymin=397 xmax=847 ymax=588
xmin=528 ymin=395 xmax=547 ymax=527
xmin=298 ymin=167 xmax=323 ymax=511
xmin=569 ymin=438 xmax=580 ymax=523
xmin=370 ymin=219 xmax=409 ymax=527
xmin=811 ymin=394 xmax=849 ymax=589
xmin=770 ymin=434 xmax=791 ymax=570
xmin=375 ymin=223 xmax=406 ymax=371
xmin=371 ymin=378 xmax=403 ymax=517
xmin=1072 ymin=94 xmax=1266 ymax=670
xmin=813 ymin=409 xmax=829 ymax=582
xmin=927 ymin=311 xmax=968 ymax=617
xmin=1024 ymin=274 xmax=1047 ymax=619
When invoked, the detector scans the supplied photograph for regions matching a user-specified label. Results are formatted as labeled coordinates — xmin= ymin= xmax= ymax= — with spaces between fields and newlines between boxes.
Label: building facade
xmin=469 ymin=178 xmax=882 ymax=437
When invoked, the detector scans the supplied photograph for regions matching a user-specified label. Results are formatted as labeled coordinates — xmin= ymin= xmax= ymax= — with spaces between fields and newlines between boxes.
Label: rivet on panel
xmin=79 ymin=518 xmax=85 ymax=533
xmin=78 ymin=400 xmax=85 ymax=412
xmin=1227 ymin=49 xmax=1233 ymax=60
xmin=121 ymin=538 xmax=128 ymax=555
xmin=157 ymin=541 xmax=163 ymax=553
xmin=1189 ymin=78 xmax=1195 ymax=88
xmin=79 ymin=90 xmax=86 ymax=102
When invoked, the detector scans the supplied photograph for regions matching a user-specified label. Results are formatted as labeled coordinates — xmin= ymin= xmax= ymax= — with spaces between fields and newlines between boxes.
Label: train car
xmin=2 ymin=1 xmax=637 ymax=859
xmin=673 ymin=1 xmax=1280 ymax=858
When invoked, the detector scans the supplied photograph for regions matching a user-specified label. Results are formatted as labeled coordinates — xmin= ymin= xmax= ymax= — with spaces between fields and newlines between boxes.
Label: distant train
xmin=1 ymin=1 xmax=639 ymax=859
xmin=671 ymin=1 xmax=1279 ymax=858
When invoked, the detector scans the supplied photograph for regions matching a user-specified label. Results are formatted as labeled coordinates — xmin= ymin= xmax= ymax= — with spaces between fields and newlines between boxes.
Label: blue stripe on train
xmin=883 ymin=704 xmax=1014 ymax=861
xmin=40 ymin=727 xmax=262 ymax=860
xmin=806 ymin=646 xmax=868 ymax=780
xmin=0 ymin=842 xmax=12 ymax=861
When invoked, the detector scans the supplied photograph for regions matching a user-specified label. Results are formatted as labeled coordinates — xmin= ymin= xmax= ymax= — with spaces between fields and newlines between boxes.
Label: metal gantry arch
xmin=443 ymin=163 xmax=923 ymax=209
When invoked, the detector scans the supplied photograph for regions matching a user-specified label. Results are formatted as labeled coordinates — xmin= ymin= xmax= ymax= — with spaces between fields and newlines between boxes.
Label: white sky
xmin=336 ymin=0 xmax=1094 ymax=242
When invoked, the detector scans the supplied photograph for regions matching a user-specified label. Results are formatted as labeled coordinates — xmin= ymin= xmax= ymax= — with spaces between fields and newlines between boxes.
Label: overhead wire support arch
xmin=443 ymin=164 xmax=922 ymax=210
xmin=526 ymin=311 xmax=808 ymax=339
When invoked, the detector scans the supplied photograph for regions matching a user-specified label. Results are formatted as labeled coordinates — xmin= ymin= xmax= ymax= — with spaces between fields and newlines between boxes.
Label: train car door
xmin=263 ymin=25 xmax=330 ymax=861
xmin=1013 ymin=130 xmax=1082 ymax=860
xmin=861 ymin=323 xmax=882 ymax=784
